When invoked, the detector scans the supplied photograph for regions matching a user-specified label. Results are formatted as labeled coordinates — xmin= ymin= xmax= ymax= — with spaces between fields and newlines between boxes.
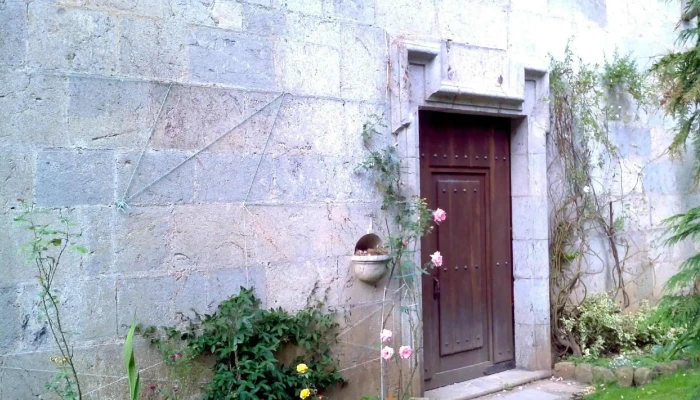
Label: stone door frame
xmin=389 ymin=39 xmax=552 ymax=390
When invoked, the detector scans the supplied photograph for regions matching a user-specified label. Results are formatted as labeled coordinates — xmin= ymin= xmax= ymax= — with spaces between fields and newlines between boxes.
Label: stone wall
xmin=0 ymin=0 xmax=693 ymax=398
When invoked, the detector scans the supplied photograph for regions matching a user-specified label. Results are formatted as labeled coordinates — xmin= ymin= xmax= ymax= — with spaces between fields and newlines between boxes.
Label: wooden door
xmin=420 ymin=111 xmax=514 ymax=390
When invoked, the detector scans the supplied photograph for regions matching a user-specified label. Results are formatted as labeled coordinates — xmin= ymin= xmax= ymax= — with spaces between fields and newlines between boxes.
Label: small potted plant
xmin=352 ymin=234 xmax=391 ymax=284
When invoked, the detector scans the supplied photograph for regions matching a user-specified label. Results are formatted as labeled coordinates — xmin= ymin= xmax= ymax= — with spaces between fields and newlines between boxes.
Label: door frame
xmin=389 ymin=39 xmax=552 ymax=393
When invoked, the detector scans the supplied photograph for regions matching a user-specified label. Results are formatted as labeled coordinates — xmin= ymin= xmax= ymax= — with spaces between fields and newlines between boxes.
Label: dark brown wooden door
xmin=420 ymin=111 xmax=514 ymax=390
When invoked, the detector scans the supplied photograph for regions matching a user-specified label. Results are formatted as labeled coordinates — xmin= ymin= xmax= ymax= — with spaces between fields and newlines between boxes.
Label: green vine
xmin=355 ymin=117 xmax=439 ymax=398
xmin=14 ymin=202 xmax=88 ymax=399
xmin=141 ymin=288 xmax=344 ymax=400
xmin=548 ymin=46 xmax=655 ymax=358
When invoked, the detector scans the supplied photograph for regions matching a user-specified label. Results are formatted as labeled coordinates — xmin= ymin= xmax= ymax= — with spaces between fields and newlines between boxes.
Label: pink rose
xmin=399 ymin=346 xmax=413 ymax=359
xmin=433 ymin=208 xmax=447 ymax=223
xmin=381 ymin=346 xmax=394 ymax=360
xmin=380 ymin=329 xmax=393 ymax=343
xmin=430 ymin=251 xmax=443 ymax=267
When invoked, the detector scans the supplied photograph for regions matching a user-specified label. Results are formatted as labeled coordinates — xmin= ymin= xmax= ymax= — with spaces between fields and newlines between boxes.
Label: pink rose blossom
xmin=433 ymin=208 xmax=447 ymax=223
xmin=399 ymin=346 xmax=413 ymax=360
xmin=380 ymin=329 xmax=393 ymax=343
xmin=430 ymin=251 xmax=443 ymax=267
xmin=381 ymin=346 xmax=394 ymax=360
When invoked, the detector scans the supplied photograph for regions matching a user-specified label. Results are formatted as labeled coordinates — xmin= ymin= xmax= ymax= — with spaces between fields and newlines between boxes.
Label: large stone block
xmin=278 ymin=39 xmax=340 ymax=96
xmin=644 ymin=159 xmax=693 ymax=194
xmin=268 ymin=96 xmax=350 ymax=157
xmin=574 ymin=0 xmax=608 ymax=28
xmin=330 ymin=0 xmax=375 ymax=24
xmin=36 ymin=150 xmax=114 ymax=207
xmin=247 ymin=204 xmax=333 ymax=263
xmin=648 ymin=193 xmax=685 ymax=226
xmin=514 ymin=322 xmax=551 ymax=370
xmin=242 ymin=3 xmax=287 ymax=36
xmin=116 ymin=273 xmax=208 ymax=334
xmin=0 ymin=72 xmax=69 ymax=147
xmin=151 ymin=84 xmax=279 ymax=151
xmin=376 ymin=0 xmax=436 ymax=36
xmin=171 ymin=204 xmax=248 ymax=269
xmin=55 ymin=278 xmax=117 ymax=340
xmin=574 ymin=363 xmax=593 ymax=383
xmin=327 ymin=202 xmax=387 ymax=257
xmin=207 ymin=265 xmax=266 ymax=311
xmin=513 ymin=278 xmax=550 ymax=325
xmin=265 ymin=257 xmax=338 ymax=311
xmin=0 ymin=150 xmax=34 ymax=210
xmin=512 ymin=196 xmax=548 ymax=240
xmin=72 ymin=205 xmax=114 ymax=276
xmin=279 ymin=0 xmax=323 ymax=16
xmin=119 ymin=18 xmax=188 ymax=80
xmin=117 ymin=151 xmax=195 ymax=206
xmin=169 ymin=0 xmax=242 ymax=29
xmin=446 ymin=44 xmax=523 ymax=101
xmin=512 ymin=239 xmax=548 ymax=280
xmin=609 ymin=124 xmax=651 ymax=158
xmin=511 ymin=153 xmax=546 ymax=198
xmin=59 ymin=0 xmax=166 ymax=18
xmin=113 ymin=206 xmax=172 ymax=273
xmin=27 ymin=3 xmax=118 ymax=74
xmin=340 ymin=25 xmax=387 ymax=101
xmin=194 ymin=153 xmax=273 ymax=203
xmin=285 ymin=13 xmax=341 ymax=47
xmin=437 ymin=0 xmax=508 ymax=49
xmin=189 ymin=29 xmax=275 ymax=89
xmin=0 ymin=286 xmax=21 ymax=350
xmin=67 ymin=77 xmax=169 ymax=149
xmin=0 ymin=0 xmax=26 ymax=66
xmin=0 ymin=212 xmax=34 ymax=284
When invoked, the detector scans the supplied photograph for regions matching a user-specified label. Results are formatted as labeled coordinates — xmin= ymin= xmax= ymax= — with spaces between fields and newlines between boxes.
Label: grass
xmin=584 ymin=368 xmax=700 ymax=400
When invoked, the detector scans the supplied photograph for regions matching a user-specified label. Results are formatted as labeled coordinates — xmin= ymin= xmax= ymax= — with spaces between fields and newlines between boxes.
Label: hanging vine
xmin=548 ymin=46 xmax=657 ymax=358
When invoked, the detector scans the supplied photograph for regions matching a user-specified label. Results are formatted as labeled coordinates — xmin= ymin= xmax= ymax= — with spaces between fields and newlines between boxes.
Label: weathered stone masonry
xmin=0 ymin=0 xmax=695 ymax=398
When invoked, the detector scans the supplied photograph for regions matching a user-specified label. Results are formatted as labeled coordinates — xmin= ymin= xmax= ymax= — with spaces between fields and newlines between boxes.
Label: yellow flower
xmin=296 ymin=363 xmax=309 ymax=374
xmin=300 ymin=388 xmax=311 ymax=399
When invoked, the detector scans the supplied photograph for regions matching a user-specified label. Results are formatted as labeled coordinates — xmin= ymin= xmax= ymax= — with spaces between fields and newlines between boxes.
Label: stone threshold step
xmin=423 ymin=369 xmax=553 ymax=400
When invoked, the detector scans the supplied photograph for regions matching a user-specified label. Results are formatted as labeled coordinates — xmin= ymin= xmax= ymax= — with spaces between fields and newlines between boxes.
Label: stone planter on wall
xmin=352 ymin=233 xmax=391 ymax=284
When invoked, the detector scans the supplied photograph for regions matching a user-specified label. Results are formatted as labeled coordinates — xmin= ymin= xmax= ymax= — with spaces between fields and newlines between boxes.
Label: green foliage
xmin=654 ymin=206 xmax=700 ymax=356
xmin=650 ymin=0 xmax=700 ymax=185
xmin=125 ymin=318 xmax=140 ymax=400
xmin=585 ymin=368 xmax=700 ymax=400
xmin=602 ymin=50 xmax=650 ymax=103
xmin=143 ymin=288 xmax=343 ymax=400
xmin=561 ymin=294 xmax=669 ymax=359
xmin=13 ymin=202 xmax=84 ymax=399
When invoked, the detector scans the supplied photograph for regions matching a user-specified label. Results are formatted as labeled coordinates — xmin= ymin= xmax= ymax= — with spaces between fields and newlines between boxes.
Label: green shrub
xmin=562 ymin=294 xmax=668 ymax=359
xmin=144 ymin=288 xmax=344 ymax=400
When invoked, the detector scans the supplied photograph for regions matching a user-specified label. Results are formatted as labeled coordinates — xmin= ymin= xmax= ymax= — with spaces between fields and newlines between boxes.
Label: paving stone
xmin=117 ymin=151 xmax=195 ymax=205
xmin=67 ymin=77 xmax=169 ymax=149
xmin=574 ymin=363 xmax=593 ymax=384
xmin=634 ymin=367 xmax=654 ymax=386
xmin=189 ymin=29 xmax=275 ymax=89
xmin=553 ymin=362 xmax=575 ymax=379
xmin=614 ymin=366 xmax=634 ymax=387
xmin=0 ymin=0 xmax=26 ymax=66
xmin=119 ymin=18 xmax=188 ymax=80
xmin=278 ymin=39 xmax=340 ymax=96
xmin=36 ymin=150 xmax=114 ymax=207
xmin=27 ymin=3 xmax=118 ymax=74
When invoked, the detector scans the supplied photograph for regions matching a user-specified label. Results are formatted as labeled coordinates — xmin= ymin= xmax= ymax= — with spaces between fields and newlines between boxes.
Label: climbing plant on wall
xmin=548 ymin=46 xmax=657 ymax=358
xmin=356 ymin=116 xmax=442 ymax=398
